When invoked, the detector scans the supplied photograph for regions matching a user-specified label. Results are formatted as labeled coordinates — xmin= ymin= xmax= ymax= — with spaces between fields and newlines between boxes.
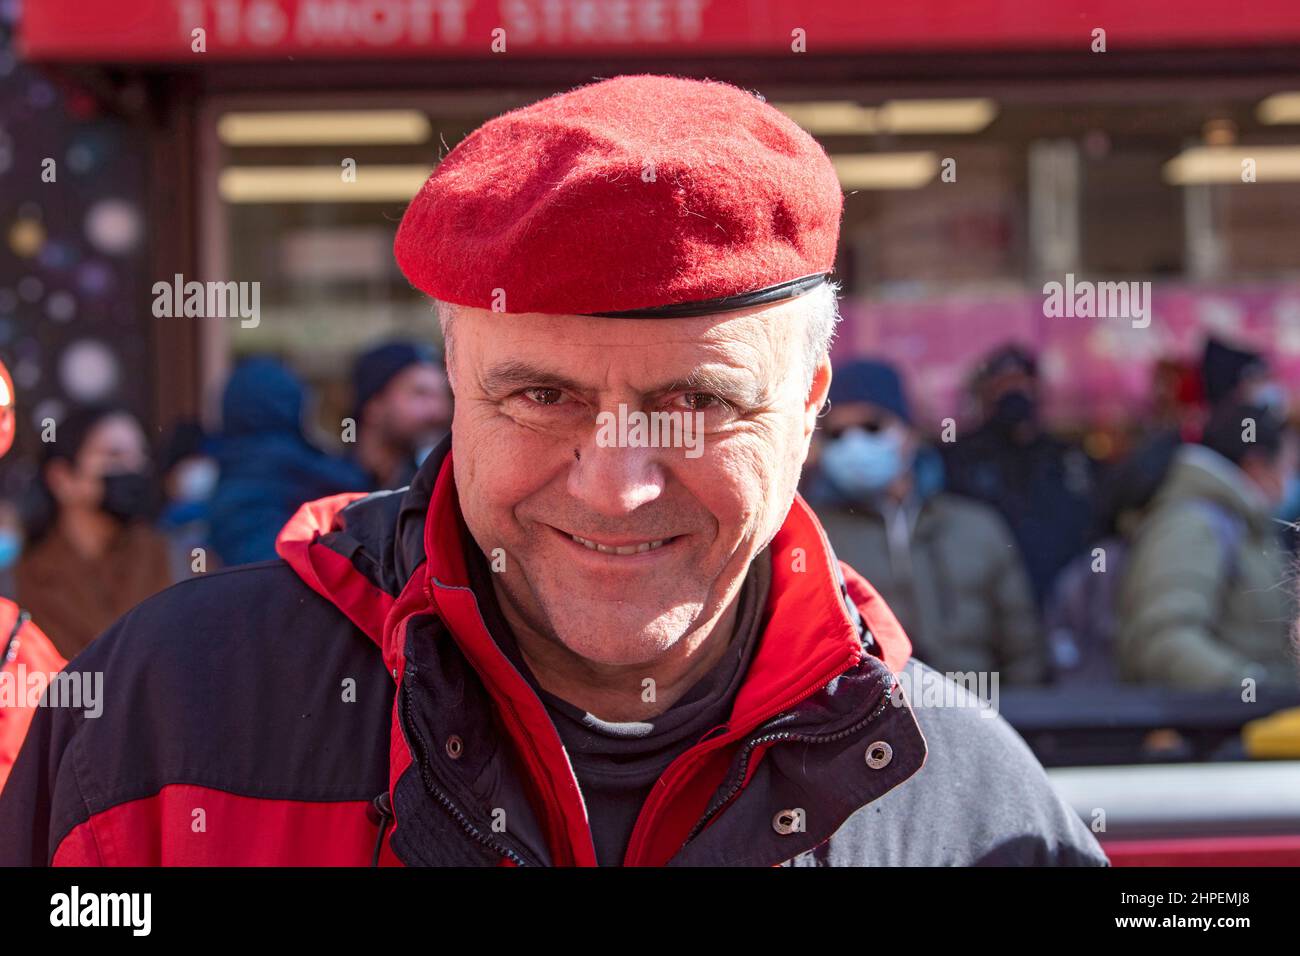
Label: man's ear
xmin=804 ymin=356 xmax=832 ymax=439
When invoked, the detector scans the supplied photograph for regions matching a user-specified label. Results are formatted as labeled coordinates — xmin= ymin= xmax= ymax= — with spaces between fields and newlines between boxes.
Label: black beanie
xmin=1201 ymin=337 xmax=1266 ymax=408
xmin=827 ymin=358 xmax=912 ymax=425
xmin=351 ymin=341 xmax=440 ymax=421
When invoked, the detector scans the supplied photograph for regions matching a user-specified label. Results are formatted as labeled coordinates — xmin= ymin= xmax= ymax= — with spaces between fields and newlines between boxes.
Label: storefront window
xmin=206 ymin=95 xmax=528 ymax=434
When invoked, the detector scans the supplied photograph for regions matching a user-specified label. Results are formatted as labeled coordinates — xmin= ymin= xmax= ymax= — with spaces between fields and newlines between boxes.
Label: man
xmin=943 ymin=344 xmax=1096 ymax=608
xmin=809 ymin=359 xmax=1045 ymax=683
xmin=0 ymin=76 xmax=1104 ymax=866
xmin=1118 ymin=402 xmax=1300 ymax=688
xmin=351 ymin=341 xmax=452 ymax=489
xmin=0 ymin=358 xmax=66 ymax=793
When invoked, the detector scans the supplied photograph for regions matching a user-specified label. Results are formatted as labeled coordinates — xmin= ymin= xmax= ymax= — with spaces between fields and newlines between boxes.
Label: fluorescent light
xmin=777 ymin=98 xmax=996 ymax=135
xmin=877 ymin=98 xmax=998 ymax=134
xmin=1258 ymin=93 xmax=1300 ymax=125
xmin=1163 ymin=146 xmax=1300 ymax=184
xmin=832 ymin=152 xmax=939 ymax=189
xmin=217 ymin=110 xmax=432 ymax=145
xmin=778 ymin=101 xmax=879 ymax=135
xmin=219 ymin=165 xmax=433 ymax=203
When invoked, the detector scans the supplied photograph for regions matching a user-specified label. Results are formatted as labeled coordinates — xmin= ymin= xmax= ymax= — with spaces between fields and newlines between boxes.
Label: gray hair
xmin=798 ymin=280 xmax=842 ymax=392
xmin=435 ymin=280 xmax=840 ymax=395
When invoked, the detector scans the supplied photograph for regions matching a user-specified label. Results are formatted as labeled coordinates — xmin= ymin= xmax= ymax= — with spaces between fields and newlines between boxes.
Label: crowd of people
xmin=804 ymin=336 xmax=1300 ymax=691
xmin=0 ymin=340 xmax=452 ymax=660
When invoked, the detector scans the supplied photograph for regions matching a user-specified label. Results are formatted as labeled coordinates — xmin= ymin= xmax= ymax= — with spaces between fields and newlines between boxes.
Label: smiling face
xmin=445 ymin=296 xmax=831 ymax=669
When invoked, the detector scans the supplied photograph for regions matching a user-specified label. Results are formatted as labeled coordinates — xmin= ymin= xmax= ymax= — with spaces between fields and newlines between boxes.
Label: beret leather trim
xmin=584 ymin=272 xmax=831 ymax=319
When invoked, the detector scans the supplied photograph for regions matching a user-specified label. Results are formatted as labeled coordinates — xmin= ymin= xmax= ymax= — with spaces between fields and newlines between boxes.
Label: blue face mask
xmin=0 ymin=529 xmax=21 ymax=570
xmin=821 ymin=427 xmax=907 ymax=499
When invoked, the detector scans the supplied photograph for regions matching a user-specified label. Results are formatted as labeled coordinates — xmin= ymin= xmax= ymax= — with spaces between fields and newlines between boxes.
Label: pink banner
xmin=838 ymin=282 xmax=1300 ymax=428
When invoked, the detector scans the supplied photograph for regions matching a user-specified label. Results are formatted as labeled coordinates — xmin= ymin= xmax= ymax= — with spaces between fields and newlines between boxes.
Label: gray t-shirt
xmin=468 ymin=547 xmax=772 ymax=865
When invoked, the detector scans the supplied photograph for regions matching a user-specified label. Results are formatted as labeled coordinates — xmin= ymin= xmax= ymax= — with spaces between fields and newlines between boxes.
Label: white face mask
xmin=1249 ymin=382 xmax=1289 ymax=417
xmin=173 ymin=458 xmax=219 ymax=503
xmin=821 ymin=425 xmax=910 ymax=499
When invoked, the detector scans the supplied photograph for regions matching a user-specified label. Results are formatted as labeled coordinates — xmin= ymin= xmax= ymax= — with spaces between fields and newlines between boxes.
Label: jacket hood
xmin=1157 ymin=443 xmax=1273 ymax=531
xmin=221 ymin=357 xmax=306 ymax=437
xmin=276 ymin=438 xmax=913 ymax=677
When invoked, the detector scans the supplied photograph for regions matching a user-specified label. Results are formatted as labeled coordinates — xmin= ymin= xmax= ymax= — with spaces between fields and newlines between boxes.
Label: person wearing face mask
xmin=1198 ymin=337 xmax=1299 ymax=544
xmin=808 ymin=359 xmax=1046 ymax=683
xmin=941 ymin=344 xmax=1097 ymax=610
xmin=1201 ymin=336 xmax=1289 ymax=419
xmin=16 ymin=404 xmax=173 ymax=659
xmin=1117 ymin=403 xmax=1300 ymax=688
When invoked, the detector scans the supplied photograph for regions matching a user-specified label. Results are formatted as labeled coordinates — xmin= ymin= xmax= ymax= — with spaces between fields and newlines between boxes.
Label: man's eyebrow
xmin=479 ymin=361 xmax=589 ymax=396
xmin=478 ymin=360 xmax=768 ymax=405
xmin=657 ymin=368 xmax=768 ymax=407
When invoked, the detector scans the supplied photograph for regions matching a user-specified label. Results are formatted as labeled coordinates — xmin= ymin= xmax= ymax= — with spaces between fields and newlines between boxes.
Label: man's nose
xmin=567 ymin=437 xmax=667 ymax=516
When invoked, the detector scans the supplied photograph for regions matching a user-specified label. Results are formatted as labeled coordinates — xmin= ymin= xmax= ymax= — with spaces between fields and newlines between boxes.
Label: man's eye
xmin=676 ymin=392 xmax=726 ymax=412
xmin=522 ymin=387 xmax=566 ymax=406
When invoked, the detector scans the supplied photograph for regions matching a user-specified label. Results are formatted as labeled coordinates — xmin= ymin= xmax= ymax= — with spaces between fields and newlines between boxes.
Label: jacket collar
xmin=276 ymin=440 xmax=922 ymax=866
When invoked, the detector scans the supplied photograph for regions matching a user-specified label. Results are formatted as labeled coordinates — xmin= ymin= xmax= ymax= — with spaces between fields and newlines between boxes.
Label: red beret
xmin=394 ymin=74 xmax=842 ymax=317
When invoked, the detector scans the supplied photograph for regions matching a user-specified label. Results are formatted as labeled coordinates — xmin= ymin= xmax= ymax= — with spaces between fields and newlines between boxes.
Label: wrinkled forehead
xmin=446 ymin=299 xmax=805 ymax=390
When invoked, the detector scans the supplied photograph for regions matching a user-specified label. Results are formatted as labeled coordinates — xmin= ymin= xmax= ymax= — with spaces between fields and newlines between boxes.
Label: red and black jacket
xmin=0 ymin=443 xmax=1106 ymax=866
xmin=0 ymin=601 xmax=66 ymax=795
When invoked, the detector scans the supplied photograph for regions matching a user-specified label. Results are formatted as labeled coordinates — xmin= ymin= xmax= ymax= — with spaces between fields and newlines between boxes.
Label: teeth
xmin=570 ymin=534 xmax=667 ymax=555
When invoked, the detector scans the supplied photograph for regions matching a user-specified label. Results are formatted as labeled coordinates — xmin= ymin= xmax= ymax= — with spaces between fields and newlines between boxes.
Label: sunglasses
xmin=824 ymin=419 xmax=891 ymax=440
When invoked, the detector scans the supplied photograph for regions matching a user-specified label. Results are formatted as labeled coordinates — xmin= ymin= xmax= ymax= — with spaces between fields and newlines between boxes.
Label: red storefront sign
xmin=21 ymin=0 xmax=1300 ymax=62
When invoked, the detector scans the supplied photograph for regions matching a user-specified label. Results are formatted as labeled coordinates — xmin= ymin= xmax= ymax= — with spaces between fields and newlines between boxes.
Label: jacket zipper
xmin=399 ymin=681 xmax=535 ymax=867
xmin=428 ymin=576 xmax=598 ymax=866
xmin=623 ymin=645 xmax=864 ymax=864
xmin=682 ymin=679 xmax=893 ymax=847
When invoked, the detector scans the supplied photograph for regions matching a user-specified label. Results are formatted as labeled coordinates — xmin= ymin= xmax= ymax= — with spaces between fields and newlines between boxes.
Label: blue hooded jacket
xmin=208 ymin=358 xmax=369 ymax=566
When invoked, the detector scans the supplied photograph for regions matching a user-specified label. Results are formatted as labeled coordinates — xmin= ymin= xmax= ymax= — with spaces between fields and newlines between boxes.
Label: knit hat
xmin=1201 ymin=336 xmax=1267 ymax=407
xmin=352 ymin=341 xmax=440 ymax=421
xmin=828 ymin=358 xmax=912 ymax=425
